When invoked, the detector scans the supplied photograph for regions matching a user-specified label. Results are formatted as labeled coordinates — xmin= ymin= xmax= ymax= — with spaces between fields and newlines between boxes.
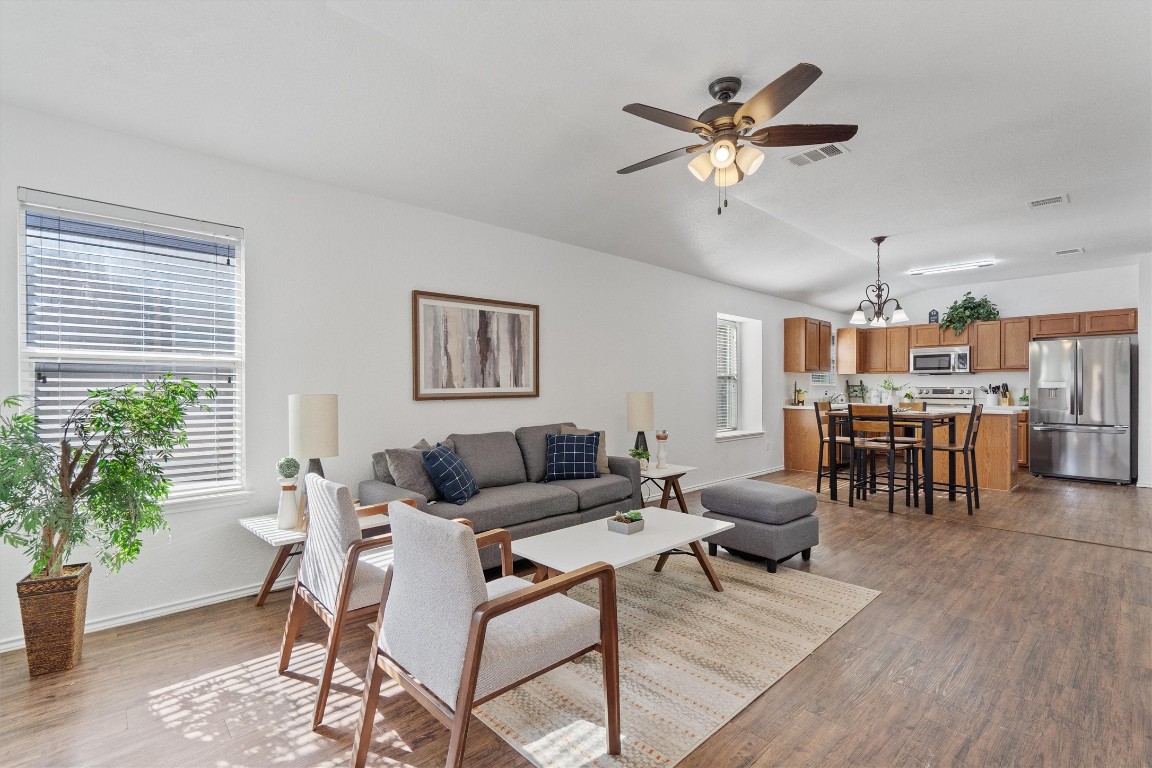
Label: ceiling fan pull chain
xmin=717 ymin=185 xmax=722 ymax=216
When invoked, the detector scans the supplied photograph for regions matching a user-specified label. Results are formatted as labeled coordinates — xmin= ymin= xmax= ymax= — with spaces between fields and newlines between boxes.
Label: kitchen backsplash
xmin=789 ymin=371 xmax=1031 ymax=403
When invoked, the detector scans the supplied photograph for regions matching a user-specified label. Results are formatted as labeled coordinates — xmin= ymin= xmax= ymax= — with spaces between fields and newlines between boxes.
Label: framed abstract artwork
xmin=412 ymin=291 xmax=540 ymax=400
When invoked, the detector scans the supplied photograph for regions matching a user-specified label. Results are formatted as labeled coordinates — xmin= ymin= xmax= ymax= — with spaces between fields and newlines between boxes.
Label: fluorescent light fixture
xmin=908 ymin=260 xmax=996 ymax=276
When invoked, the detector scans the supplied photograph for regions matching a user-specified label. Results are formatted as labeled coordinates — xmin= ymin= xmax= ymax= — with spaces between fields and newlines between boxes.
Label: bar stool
xmin=920 ymin=404 xmax=984 ymax=515
xmin=813 ymin=401 xmax=852 ymax=494
xmin=846 ymin=404 xmax=921 ymax=513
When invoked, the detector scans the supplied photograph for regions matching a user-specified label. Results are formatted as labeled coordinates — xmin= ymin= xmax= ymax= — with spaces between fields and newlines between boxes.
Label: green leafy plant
xmin=846 ymin=383 xmax=868 ymax=401
xmin=940 ymin=291 xmax=1000 ymax=335
xmin=880 ymin=376 xmax=909 ymax=392
xmin=276 ymin=457 xmax=300 ymax=479
xmin=627 ymin=448 xmax=650 ymax=461
xmin=0 ymin=376 xmax=214 ymax=579
xmin=1019 ymin=393 xmax=1029 ymax=404
xmin=903 ymin=392 xmax=915 ymax=401
xmin=612 ymin=510 xmax=644 ymax=523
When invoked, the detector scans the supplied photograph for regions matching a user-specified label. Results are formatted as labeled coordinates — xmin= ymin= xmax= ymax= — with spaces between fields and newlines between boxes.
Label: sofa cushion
xmin=544 ymin=432 xmax=600 ymax=481
xmin=561 ymin=425 xmax=610 ymax=475
xmin=373 ymin=438 xmax=432 ymax=483
xmin=444 ymin=431 xmax=527 ymax=488
xmin=385 ymin=447 xmax=439 ymax=501
xmin=514 ymin=422 xmax=575 ymax=483
xmin=422 ymin=483 xmax=579 ymax=531
xmin=548 ymin=474 xmax=632 ymax=509
xmin=422 ymin=444 xmax=480 ymax=505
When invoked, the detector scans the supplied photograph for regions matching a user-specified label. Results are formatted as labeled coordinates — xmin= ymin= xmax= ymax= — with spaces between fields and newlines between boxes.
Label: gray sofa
xmin=358 ymin=422 xmax=642 ymax=568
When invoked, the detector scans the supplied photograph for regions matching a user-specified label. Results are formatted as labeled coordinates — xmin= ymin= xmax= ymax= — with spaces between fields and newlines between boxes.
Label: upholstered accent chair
xmin=352 ymin=503 xmax=621 ymax=768
xmin=279 ymin=474 xmax=410 ymax=728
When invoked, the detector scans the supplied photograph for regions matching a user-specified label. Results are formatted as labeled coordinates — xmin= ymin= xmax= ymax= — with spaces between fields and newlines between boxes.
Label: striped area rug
xmin=475 ymin=555 xmax=879 ymax=768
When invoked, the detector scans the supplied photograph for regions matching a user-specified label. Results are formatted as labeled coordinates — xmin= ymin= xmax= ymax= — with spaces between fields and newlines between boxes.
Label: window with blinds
xmin=18 ymin=189 xmax=244 ymax=499
xmin=716 ymin=319 xmax=739 ymax=432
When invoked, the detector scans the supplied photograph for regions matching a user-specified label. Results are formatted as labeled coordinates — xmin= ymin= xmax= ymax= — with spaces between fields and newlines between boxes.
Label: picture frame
xmin=412 ymin=290 xmax=539 ymax=401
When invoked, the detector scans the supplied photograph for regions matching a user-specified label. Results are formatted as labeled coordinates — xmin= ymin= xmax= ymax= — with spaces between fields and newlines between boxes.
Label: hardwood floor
xmin=2 ymin=472 xmax=1149 ymax=767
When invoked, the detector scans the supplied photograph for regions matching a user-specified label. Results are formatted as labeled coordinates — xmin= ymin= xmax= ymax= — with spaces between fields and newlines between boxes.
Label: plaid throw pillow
xmin=544 ymin=432 xmax=601 ymax=481
xmin=421 ymin=444 xmax=479 ymax=505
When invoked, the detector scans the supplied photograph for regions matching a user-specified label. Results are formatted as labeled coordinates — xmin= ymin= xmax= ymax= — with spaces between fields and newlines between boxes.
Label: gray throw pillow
xmin=561 ymin=425 xmax=610 ymax=475
xmin=373 ymin=439 xmax=431 ymax=483
xmin=446 ymin=431 xmax=527 ymax=488
xmin=385 ymin=446 xmax=439 ymax=501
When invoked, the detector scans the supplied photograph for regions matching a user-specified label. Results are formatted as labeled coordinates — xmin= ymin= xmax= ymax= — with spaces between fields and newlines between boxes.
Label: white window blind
xmin=18 ymin=189 xmax=244 ymax=499
xmin=716 ymin=319 xmax=739 ymax=432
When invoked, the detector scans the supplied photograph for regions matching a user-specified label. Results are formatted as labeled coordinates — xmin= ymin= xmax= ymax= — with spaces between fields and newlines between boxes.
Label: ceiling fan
xmin=617 ymin=63 xmax=858 ymax=210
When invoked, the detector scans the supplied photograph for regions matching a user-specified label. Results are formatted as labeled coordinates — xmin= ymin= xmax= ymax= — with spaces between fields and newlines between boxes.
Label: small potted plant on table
xmin=628 ymin=447 xmax=650 ymax=471
xmin=0 ymin=376 xmax=213 ymax=676
xmin=607 ymin=509 xmax=645 ymax=534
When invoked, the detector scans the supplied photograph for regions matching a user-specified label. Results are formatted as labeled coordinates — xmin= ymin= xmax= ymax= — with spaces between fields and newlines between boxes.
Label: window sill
xmin=715 ymin=430 xmax=765 ymax=443
xmin=163 ymin=489 xmax=253 ymax=514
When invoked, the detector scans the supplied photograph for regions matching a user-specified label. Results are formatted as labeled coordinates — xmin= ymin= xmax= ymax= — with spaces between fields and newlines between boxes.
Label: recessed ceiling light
xmin=908 ymin=260 xmax=996 ymax=276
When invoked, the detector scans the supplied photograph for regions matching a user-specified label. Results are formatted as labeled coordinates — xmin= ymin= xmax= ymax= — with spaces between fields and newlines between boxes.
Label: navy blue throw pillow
xmin=544 ymin=432 xmax=601 ymax=481
xmin=422 ymin=444 xmax=479 ymax=505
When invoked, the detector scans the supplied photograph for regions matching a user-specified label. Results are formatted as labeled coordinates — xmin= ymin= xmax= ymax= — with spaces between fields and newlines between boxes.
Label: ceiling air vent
xmin=1028 ymin=193 xmax=1069 ymax=209
xmin=1054 ymin=247 xmax=1084 ymax=257
xmin=784 ymin=142 xmax=850 ymax=167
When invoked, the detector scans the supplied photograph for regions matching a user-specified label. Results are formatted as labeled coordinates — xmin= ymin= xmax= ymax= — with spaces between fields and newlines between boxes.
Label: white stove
xmin=914 ymin=386 xmax=975 ymax=407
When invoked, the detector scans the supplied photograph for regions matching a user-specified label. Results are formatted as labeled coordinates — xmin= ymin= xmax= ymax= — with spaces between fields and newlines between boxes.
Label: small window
xmin=18 ymin=189 xmax=245 ymax=500
xmin=716 ymin=319 xmax=739 ymax=432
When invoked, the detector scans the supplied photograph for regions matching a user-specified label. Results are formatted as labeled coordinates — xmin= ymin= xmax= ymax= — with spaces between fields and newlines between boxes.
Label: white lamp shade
xmin=709 ymin=139 xmax=737 ymax=169
xmin=626 ymin=391 xmax=655 ymax=432
xmin=688 ymin=152 xmax=714 ymax=182
xmin=714 ymin=165 xmax=742 ymax=187
xmin=735 ymin=145 xmax=765 ymax=175
xmin=289 ymin=394 xmax=339 ymax=459
xmin=892 ymin=307 xmax=909 ymax=323
xmin=849 ymin=309 xmax=867 ymax=325
xmin=870 ymin=315 xmax=887 ymax=328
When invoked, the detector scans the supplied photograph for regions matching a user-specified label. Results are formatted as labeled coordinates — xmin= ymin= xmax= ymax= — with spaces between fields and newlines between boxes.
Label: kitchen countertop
xmin=783 ymin=404 xmax=1028 ymax=414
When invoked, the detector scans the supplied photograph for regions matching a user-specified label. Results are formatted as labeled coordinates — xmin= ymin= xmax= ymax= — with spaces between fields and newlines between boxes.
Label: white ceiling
xmin=1 ymin=0 xmax=1149 ymax=312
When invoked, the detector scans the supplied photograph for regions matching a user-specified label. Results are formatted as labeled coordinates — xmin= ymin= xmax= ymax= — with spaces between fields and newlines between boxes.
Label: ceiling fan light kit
xmin=618 ymin=63 xmax=858 ymax=213
xmin=849 ymin=235 xmax=908 ymax=327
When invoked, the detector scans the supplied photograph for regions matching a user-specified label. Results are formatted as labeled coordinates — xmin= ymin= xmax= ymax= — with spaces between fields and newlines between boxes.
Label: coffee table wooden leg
xmin=670 ymin=477 xmax=689 ymax=514
xmin=256 ymin=544 xmax=296 ymax=607
xmin=654 ymin=553 xmax=670 ymax=572
xmin=532 ymin=564 xmax=549 ymax=583
xmin=689 ymin=540 xmax=724 ymax=592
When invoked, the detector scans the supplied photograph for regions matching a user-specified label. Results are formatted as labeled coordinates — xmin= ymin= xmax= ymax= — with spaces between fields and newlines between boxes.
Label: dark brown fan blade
xmin=623 ymin=103 xmax=712 ymax=134
xmin=733 ymin=63 xmax=823 ymax=128
xmin=617 ymin=144 xmax=709 ymax=174
xmin=745 ymin=124 xmax=859 ymax=147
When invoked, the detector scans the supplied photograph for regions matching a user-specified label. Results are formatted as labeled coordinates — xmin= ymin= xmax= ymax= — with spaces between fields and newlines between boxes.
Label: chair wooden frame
xmin=352 ymin=525 xmax=620 ymax=768
xmin=920 ymin=404 xmax=984 ymax=515
xmin=278 ymin=500 xmax=413 ymax=729
xmin=846 ymin=404 xmax=921 ymax=513
xmin=813 ymin=401 xmax=853 ymax=494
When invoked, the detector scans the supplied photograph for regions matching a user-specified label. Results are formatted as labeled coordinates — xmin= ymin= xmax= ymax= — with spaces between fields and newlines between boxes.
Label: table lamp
xmin=626 ymin=391 xmax=654 ymax=451
xmin=289 ymin=394 xmax=339 ymax=479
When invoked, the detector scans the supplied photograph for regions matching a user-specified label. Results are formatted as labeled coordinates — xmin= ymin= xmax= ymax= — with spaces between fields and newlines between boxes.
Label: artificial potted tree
xmin=0 ymin=376 xmax=213 ymax=675
xmin=940 ymin=291 xmax=999 ymax=336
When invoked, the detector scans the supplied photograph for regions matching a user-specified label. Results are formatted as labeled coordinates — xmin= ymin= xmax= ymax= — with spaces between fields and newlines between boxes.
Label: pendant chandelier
xmin=849 ymin=235 xmax=908 ymax=327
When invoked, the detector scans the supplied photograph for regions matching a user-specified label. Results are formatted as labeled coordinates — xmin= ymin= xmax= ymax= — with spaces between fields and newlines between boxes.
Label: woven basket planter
xmin=17 ymin=562 xmax=92 ymax=676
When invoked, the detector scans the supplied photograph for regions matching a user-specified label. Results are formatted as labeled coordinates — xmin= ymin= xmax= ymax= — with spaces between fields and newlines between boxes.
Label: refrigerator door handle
xmin=1032 ymin=424 xmax=1128 ymax=434
xmin=1075 ymin=346 xmax=1084 ymax=417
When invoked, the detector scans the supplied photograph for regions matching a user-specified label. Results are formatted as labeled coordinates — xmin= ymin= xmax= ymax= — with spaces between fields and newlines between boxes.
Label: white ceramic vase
xmin=276 ymin=478 xmax=299 ymax=530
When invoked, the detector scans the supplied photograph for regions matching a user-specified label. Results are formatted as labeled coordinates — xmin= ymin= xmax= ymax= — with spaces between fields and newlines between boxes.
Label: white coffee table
xmin=511 ymin=508 xmax=735 ymax=592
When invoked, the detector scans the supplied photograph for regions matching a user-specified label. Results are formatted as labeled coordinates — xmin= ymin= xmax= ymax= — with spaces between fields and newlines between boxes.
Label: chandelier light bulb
xmin=849 ymin=309 xmax=867 ymax=325
xmin=870 ymin=315 xmax=887 ymax=328
xmin=892 ymin=306 xmax=909 ymax=323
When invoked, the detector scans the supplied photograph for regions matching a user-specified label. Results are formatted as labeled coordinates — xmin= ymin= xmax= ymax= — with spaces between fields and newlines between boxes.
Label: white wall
xmin=1139 ymin=255 xmax=1152 ymax=488
xmin=0 ymin=105 xmax=832 ymax=649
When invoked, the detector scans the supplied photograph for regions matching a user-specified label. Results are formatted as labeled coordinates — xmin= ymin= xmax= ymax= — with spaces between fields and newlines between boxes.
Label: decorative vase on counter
xmin=888 ymin=391 xmax=901 ymax=406
xmin=277 ymin=478 xmax=299 ymax=530
xmin=655 ymin=430 xmax=668 ymax=469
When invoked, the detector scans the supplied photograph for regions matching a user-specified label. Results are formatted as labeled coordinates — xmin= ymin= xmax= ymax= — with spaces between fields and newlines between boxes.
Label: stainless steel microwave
xmin=909 ymin=345 xmax=971 ymax=375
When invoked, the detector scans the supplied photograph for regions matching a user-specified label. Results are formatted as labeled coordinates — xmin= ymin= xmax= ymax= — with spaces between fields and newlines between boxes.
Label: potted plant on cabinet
xmin=0 ymin=376 xmax=214 ymax=675
xmin=939 ymin=291 xmax=999 ymax=336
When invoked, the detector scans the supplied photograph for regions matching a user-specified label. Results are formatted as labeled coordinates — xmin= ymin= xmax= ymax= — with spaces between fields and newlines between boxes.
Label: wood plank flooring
xmin=2 ymin=472 xmax=1149 ymax=767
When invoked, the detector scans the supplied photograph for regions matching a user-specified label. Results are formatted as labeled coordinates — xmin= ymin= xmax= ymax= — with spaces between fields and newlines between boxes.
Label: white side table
xmin=238 ymin=502 xmax=391 ymax=607
xmin=640 ymin=463 xmax=696 ymax=513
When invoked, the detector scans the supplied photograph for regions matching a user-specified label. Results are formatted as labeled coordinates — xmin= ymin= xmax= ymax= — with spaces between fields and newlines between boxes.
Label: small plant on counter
xmin=1019 ymin=393 xmax=1029 ymax=404
xmin=627 ymin=448 xmax=650 ymax=462
xmin=880 ymin=376 xmax=909 ymax=392
xmin=612 ymin=510 xmax=644 ymax=523
xmin=940 ymin=291 xmax=999 ymax=335
xmin=903 ymin=392 xmax=915 ymax=401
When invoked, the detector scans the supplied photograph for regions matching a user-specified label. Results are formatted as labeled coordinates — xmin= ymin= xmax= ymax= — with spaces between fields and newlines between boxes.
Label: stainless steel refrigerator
xmin=1029 ymin=335 xmax=1136 ymax=483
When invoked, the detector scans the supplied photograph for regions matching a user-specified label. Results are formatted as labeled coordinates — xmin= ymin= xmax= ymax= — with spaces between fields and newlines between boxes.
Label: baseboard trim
xmin=0 ymin=575 xmax=296 ymax=654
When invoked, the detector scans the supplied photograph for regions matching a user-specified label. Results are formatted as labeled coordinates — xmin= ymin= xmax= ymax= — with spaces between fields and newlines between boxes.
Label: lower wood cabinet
xmin=1017 ymin=412 xmax=1029 ymax=467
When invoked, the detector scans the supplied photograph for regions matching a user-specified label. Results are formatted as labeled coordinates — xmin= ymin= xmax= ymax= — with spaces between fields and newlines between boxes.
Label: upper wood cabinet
xmin=784 ymin=317 xmax=832 ymax=372
xmin=886 ymin=326 xmax=910 ymax=373
xmin=864 ymin=329 xmax=889 ymax=373
xmin=1000 ymin=317 xmax=1031 ymax=369
xmin=1031 ymin=312 xmax=1081 ymax=338
xmin=972 ymin=320 xmax=1002 ymax=372
xmin=910 ymin=324 xmax=941 ymax=348
xmin=939 ymin=324 xmax=970 ymax=345
xmin=1082 ymin=308 xmax=1137 ymax=335
xmin=836 ymin=327 xmax=866 ymax=374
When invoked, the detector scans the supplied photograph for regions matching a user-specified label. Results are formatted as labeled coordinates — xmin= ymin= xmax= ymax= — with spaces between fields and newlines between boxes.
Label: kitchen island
xmin=783 ymin=405 xmax=1021 ymax=492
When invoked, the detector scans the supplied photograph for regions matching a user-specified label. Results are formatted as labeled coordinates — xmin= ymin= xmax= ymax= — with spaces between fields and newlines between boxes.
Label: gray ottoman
xmin=701 ymin=479 xmax=819 ymax=573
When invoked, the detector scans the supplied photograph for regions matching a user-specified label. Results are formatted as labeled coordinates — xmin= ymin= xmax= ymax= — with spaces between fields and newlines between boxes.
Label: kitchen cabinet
xmin=911 ymin=324 xmax=941 ymax=347
xmin=836 ymin=328 xmax=867 ymax=375
xmin=1017 ymin=411 xmax=1029 ymax=467
xmin=938 ymin=325 xmax=971 ymax=345
xmin=972 ymin=321 xmax=1002 ymax=372
xmin=1000 ymin=317 xmax=1031 ymax=369
xmin=1082 ymin=308 xmax=1137 ymax=335
xmin=886 ymin=326 xmax=910 ymax=373
xmin=784 ymin=317 xmax=832 ymax=372
xmin=864 ymin=329 xmax=889 ymax=373
xmin=928 ymin=411 xmax=1018 ymax=491
xmin=1032 ymin=312 xmax=1081 ymax=338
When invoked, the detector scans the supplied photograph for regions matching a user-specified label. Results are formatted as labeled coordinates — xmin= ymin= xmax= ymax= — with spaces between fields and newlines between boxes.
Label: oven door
xmin=910 ymin=351 xmax=956 ymax=374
